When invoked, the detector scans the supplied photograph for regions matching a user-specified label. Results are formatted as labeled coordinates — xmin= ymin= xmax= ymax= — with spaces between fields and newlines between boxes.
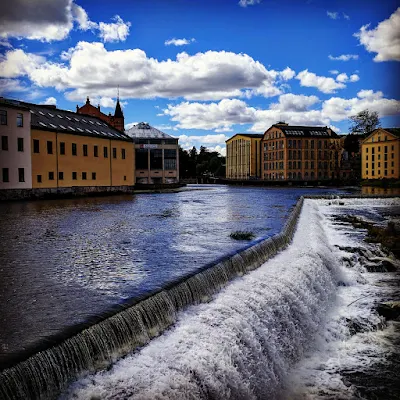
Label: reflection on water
xmin=0 ymin=185 xmax=351 ymax=366
xmin=362 ymin=186 xmax=400 ymax=196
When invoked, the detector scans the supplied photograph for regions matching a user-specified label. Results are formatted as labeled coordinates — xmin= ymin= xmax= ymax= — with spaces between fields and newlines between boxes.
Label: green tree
xmin=349 ymin=109 xmax=381 ymax=136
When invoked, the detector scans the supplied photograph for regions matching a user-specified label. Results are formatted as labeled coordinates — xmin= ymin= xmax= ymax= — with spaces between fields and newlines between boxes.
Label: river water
xmin=0 ymin=185 xmax=351 ymax=368
xmin=61 ymin=197 xmax=400 ymax=400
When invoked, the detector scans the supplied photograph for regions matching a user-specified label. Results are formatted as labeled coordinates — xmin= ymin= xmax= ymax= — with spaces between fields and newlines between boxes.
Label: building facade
xmin=361 ymin=128 xmax=400 ymax=180
xmin=0 ymin=99 xmax=32 ymax=189
xmin=28 ymin=103 xmax=134 ymax=189
xmin=262 ymin=123 xmax=339 ymax=181
xmin=226 ymin=134 xmax=263 ymax=179
xmin=126 ymin=122 xmax=179 ymax=184
xmin=76 ymin=97 xmax=125 ymax=132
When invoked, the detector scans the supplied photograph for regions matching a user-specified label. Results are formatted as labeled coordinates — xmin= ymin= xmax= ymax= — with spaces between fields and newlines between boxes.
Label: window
xmin=33 ymin=139 xmax=40 ymax=153
xmin=103 ymin=146 xmax=108 ymax=158
xmin=164 ymin=149 xmax=177 ymax=170
xmin=0 ymin=110 xmax=7 ymax=125
xmin=17 ymin=137 xmax=24 ymax=152
xmin=124 ymin=175 xmax=127 ymax=181
xmin=384 ymin=146 xmax=388 ymax=153
xmin=82 ymin=172 xmax=87 ymax=180
xmin=92 ymin=172 xmax=96 ymax=180
xmin=17 ymin=113 xmax=23 ymax=127
xmin=72 ymin=143 xmax=77 ymax=156
xmin=72 ymin=172 xmax=77 ymax=180
xmin=366 ymin=148 xmax=369 ymax=153
xmin=60 ymin=142 xmax=65 ymax=155
xmin=47 ymin=141 xmax=53 ymax=154
xmin=113 ymin=147 xmax=117 ymax=159
xmin=48 ymin=171 xmax=54 ymax=180
xmin=1 ymin=136 xmax=8 ymax=150
xmin=150 ymin=149 xmax=162 ymax=169
xmin=2 ymin=168 xmax=9 ymax=182
xmin=59 ymin=171 xmax=64 ymax=180
xmin=83 ymin=144 xmax=88 ymax=156
xmin=94 ymin=145 xmax=98 ymax=157
xmin=121 ymin=148 xmax=126 ymax=159
xmin=366 ymin=163 xmax=368 ymax=169
xmin=37 ymin=175 xmax=42 ymax=183
xmin=136 ymin=148 xmax=148 ymax=169
xmin=18 ymin=168 xmax=25 ymax=182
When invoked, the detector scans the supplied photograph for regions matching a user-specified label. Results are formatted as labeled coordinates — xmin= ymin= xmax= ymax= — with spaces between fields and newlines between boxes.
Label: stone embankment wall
xmin=0 ymin=185 xmax=135 ymax=201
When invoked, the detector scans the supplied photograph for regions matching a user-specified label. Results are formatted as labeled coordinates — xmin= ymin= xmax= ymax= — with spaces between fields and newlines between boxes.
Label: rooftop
xmin=270 ymin=124 xmax=338 ymax=138
xmin=125 ymin=122 xmax=176 ymax=139
xmin=19 ymin=100 xmax=132 ymax=142
xmin=382 ymin=127 xmax=400 ymax=137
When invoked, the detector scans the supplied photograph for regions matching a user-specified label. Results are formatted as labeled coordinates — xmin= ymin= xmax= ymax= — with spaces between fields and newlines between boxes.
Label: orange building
xmin=262 ymin=123 xmax=340 ymax=181
xmin=76 ymin=97 xmax=125 ymax=132
xmin=27 ymin=103 xmax=134 ymax=189
xmin=361 ymin=128 xmax=400 ymax=180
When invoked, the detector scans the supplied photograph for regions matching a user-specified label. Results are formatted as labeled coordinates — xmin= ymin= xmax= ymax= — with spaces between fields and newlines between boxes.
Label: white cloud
xmin=161 ymin=90 xmax=400 ymax=133
xmin=239 ymin=0 xmax=261 ymax=7
xmin=328 ymin=54 xmax=359 ymax=61
xmin=98 ymin=15 xmax=131 ymax=43
xmin=336 ymin=73 xmax=349 ymax=83
xmin=0 ymin=49 xmax=45 ymax=78
xmin=208 ymin=145 xmax=226 ymax=156
xmin=296 ymin=70 xmax=346 ymax=93
xmin=0 ymin=78 xmax=28 ymax=94
xmin=269 ymin=93 xmax=320 ymax=112
xmin=329 ymin=70 xmax=339 ymax=75
xmin=0 ymin=1 xmax=130 ymax=43
xmin=0 ymin=40 xmax=12 ymax=48
xmin=8 ymin=42 xmax=291 ymax=102
xmin=41 ymin=96 xmax=57 ymax=105
xmin=350 ymin=74 xmax=359 ymax=82
xmin=165 ymin=38 xmax=195 ymax=46
xmin=329 ymin=125 xmax=341 ymax=133
xmin=343 ymin=13 xmax=350 ymax=20
xmin=354 ymin=7 xmax=400 ymax=62
xmin=179 ymin=134 xmax=229 ymax=144
xmin=327 ymin=11 xmax=339 ymax=20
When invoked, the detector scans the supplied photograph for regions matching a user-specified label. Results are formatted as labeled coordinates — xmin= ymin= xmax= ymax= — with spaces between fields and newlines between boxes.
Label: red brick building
xmin=76 ymin=97 xmax=125 ymax=132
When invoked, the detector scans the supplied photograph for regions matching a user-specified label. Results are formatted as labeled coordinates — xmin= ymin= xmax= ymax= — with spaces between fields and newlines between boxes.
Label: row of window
xmin=2 ymin=168 xmax=25 ymax=183
xmin=264 ymin=171 xmax=330 ymax=180
xmin=263 ymin=150 xmax=332 ymax=161
xmin=37 ymin=171 xmax=99 ymax=182
xmin=365 ymin=161 xmax=396 ymax=169
xmin=365 ymin=170 xmax=395 ymax=176
xmin=365 ymin=145 xmax=395 ymax=153
xmin=32 ymin=140 xmax=126 ymax=159
xmin=0 ymin=110 xmax=23 ymax=127
xmin=264 ymin=161 xmax=332 ymax=170
xmin=264 ymin=139 xmax=330 ymax=151
xmin=1 ymin=136 xmax=24 ymax=151
xmin=366 ymin=153 xmax=396 ymax=161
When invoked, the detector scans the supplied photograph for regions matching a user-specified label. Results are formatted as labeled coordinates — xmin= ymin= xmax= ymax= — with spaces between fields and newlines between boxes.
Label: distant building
xmin=126 ymin=122 xmax=179 ymax=184
xmin=77 ymin=97 xmax=125 ymax=132
xmin=225 ymin=133 xmax=263 ymax=179
xmin=28 ymin=102 xmax=134 ymax=189
xmin=0 ymin=98 xmax=32 ymax=189
xmin=361 ymin=128 xmax=400 ymax=180
xmin=262 ymin=123 xmax=340 ymax=181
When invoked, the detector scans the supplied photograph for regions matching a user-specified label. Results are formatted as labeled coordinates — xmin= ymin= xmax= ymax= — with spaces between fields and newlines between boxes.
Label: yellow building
xmin=28 ymin=103 xmax=134 ymax=189
xmin=361 ymin=128 xmax=400 ymax=180
xmin=226 ymin=134 xmax=263 ymax=179
xmin=262 ymin=123 xmax=340 ymax=181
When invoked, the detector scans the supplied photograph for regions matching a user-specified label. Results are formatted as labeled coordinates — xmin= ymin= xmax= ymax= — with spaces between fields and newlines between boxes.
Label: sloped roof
xmin=20 ymin=101 xmax=132 ymax=142
xmin=270 ymin=124 xmax=338 ymax=138
xmin=114 ymin=99 xmax=124 ymax=118
xmin=125 ymin=122 xmax=176 ymax=139
xmin=383 ymin=128 xmax=400 ymax=137
xmin=226 ymin=133 xmax=263 ymax=142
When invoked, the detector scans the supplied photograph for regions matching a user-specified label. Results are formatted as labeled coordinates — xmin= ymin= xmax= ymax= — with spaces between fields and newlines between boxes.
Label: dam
xmin=0 ymin=186 xmax=399 ymax=399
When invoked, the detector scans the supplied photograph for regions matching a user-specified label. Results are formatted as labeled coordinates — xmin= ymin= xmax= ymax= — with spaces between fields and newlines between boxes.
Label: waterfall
xmin=0 ymin=196 xmax=310 ymax=400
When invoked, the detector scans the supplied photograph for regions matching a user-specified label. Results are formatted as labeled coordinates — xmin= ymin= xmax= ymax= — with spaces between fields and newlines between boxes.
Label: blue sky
xmin=0 ymin=0 xmax=399 ymax=155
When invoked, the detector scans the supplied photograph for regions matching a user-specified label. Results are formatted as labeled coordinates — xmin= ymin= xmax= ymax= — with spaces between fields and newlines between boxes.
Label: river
xmin=0 ymin=185 xmax=351 ymax=368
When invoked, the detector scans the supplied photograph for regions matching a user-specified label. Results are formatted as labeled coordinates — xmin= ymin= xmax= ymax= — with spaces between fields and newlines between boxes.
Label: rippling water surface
xmin=0 ymin=185 xmax=350 ymax=365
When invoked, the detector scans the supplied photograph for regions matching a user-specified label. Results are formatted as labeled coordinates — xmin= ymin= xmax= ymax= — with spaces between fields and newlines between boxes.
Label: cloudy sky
xmin=0 ymin=0 xmax=399 ymax=155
